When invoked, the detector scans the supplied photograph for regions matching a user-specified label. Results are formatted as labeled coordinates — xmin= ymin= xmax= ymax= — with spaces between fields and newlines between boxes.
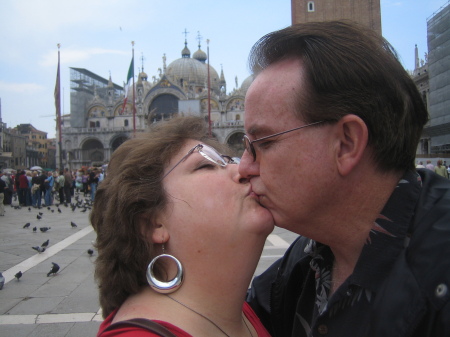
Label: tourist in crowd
xmin=38 ymin=171 xmax=47 ymax=207
xmin=44 ymin=171 xmax=54 ymax=206
xmin=18 ymin=170 xmax=29 ymax=206
xmin=82 ymin=170 xmax=89 ymax=197
xmin=93 ymin=116 xmax=273 ymax=337
xmin=25 ymin=171 xmax=32 ymax=206
xmin=64 ymin=168 xmax=73 ymax=204
xmin=1 ymin=172 xmax=13 ymax=205
xmin=88 ymin=168 xmax=99 ymax=202
xmin=434 ymin=159 xmax=448 ymax=178
xmin=0 ymin=174 xmax=6 ymax=215
xmin=56 ymin=170 xmax=65 ymax=204
xmin=31 ymin=171 xmax=42 ymax=208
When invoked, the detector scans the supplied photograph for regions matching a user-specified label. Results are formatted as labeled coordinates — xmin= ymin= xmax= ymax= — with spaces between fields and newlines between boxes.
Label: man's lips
xmin=247 ymin=187 xmax=268 ymax=207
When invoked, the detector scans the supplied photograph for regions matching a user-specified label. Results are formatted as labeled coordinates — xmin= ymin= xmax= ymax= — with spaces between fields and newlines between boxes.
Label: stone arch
xmin=110 ymin=134 xmax=129 ymax=153
xmin=81 ymin=138 xmax=105 ymax=164
xmin=143 ymin=86 xmax=186 ymax=122
xmin=226 ymin=131 xmax=245 ymax=156
xmin=148 ymin=94 xmax=179 ymax=122
xmin=64 ymin=139 xmax=72 ymax=151
xmin=225 ymin=97 xmax=245 ymax=112
xmin=88 ymin=104 xmax=107 ymax=118
xmin=200 ymin=98 xmax=219 ymax=113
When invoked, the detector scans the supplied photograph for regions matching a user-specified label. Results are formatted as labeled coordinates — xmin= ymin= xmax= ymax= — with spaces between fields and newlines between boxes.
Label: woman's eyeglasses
xmin=163 ymin=144 xmax=237 ymax=179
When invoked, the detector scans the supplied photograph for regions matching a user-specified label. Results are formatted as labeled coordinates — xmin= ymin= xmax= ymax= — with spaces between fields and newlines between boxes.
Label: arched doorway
xmin=227 ymin=132 xmax=245 ymax=157
xmin=149 ymin=94 xmax=179 ymax=122
xmin=81 ymin=139 xmax=104 ymax=165
xmin=111 ymin=135 xmax=129 ymax=152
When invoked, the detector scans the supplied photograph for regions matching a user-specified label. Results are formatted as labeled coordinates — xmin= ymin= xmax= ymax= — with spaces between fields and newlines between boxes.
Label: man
xmin=239 ymin=21 xmax=449 ymax=337
xmin=426 ymin=160 xmax=434 ymax=171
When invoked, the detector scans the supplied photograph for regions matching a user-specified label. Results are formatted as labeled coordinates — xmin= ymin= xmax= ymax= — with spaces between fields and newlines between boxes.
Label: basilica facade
xmin=59 ymin=40 xmax=253 ymax=169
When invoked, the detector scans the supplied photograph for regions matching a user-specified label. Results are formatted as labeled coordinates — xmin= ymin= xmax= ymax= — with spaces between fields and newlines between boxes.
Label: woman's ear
xmin=139 ymin=215 xmax=170 ymax=244
xmin=334 ymin=114 xmax=369 ymax=176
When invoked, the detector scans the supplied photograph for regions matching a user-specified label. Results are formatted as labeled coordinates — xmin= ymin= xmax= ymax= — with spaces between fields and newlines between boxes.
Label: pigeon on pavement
xmin=70 ymin=221 xmax=78 ymax=228
xmin=40 ymin=227 xmax=51 ymax=232
xmin=23 ymin=222 xmax=31 ymax=229
xmin=32 ymin=246 xmax=46 ymax=253
xmin=47 ymin=262 xmax=60 ymax=277
xmin=87 ymin=249 xmax=94 ymax=256
xmin=33 ymin=227 xmax=37 ymax=232
xmin=15 ymin=271 xmax=22 ymax=280
xmin=36 ymin=214 xmax=42 ymax=220
xmin=0 ymin=272 xmax=4 ymax=290
xmin=41 ymin=239 xmax=49 ymax=248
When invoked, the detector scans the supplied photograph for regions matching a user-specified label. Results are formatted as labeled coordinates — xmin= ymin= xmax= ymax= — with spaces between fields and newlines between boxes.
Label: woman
xmin=92 ymin=117 xmax=274 ymax=337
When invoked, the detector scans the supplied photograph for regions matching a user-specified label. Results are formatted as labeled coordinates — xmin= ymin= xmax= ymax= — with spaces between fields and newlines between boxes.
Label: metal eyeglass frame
xmin=242 ymin=120 xmax=326 ymax=162
xmin=163 ymin=143 xmax=236 ymax=179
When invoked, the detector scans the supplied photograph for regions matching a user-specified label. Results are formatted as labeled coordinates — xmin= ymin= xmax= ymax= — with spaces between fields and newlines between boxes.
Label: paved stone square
xmin=0 ymin=194 xmax=297 ymax=337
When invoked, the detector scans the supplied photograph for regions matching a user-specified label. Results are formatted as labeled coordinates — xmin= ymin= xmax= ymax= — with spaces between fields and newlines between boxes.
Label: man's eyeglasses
xmin=163 ymin=143 xmax=237 ymax=179
xmin=243 ymin=121 xmax=326 ymax=162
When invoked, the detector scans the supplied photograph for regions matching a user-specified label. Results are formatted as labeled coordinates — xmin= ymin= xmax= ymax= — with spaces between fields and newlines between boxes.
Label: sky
xmin=0 ymin=0 xmax=448 ymax=139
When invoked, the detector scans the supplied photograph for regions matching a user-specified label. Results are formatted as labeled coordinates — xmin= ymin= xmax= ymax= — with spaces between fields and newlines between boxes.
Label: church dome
xmin=181 ymin=42 xmax=190 ymax=58
xmin=240 ymin=75 xmax=254 ymax=93
xmin=193 ymin=47 xmax=207 ymax=63
xmin=166 ymin=58 xmax=208 ymax=87
xmin=166 ymin=41 xmax=220 ymax=94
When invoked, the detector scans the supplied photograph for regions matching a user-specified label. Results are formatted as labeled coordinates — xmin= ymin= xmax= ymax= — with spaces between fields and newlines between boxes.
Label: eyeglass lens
xmin=243 ymin=136 xmax=256 ymax=161
xmin=199 ymin=145 xmax=228 ymax=167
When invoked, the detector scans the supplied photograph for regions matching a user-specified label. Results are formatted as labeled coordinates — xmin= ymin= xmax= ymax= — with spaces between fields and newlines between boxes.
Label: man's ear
xmin=334 ymin=114 xmax=368 ymax=176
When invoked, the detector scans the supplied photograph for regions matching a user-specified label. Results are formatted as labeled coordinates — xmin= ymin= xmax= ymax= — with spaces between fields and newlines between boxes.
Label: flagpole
xmin=207 ymin=39 xmax=211 ymax=137
xmin=55 ymin=43 xmax=63 ymax=170
xmin=131 ymin=41 xmax=136 ymax=137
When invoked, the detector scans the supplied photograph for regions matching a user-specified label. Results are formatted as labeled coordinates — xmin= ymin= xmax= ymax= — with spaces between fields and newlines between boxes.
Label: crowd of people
xmin=0 ymin=166 xmax=104 ymax=210
xmin=416 ymin=159 xmax=450 ymax=179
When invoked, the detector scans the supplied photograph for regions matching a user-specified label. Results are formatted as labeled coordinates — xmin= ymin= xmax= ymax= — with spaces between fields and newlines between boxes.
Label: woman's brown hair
xmin=90 ymin=116 xmax=225 ymax=317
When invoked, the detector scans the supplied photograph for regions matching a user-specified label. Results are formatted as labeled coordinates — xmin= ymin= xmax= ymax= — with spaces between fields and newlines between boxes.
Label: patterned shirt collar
xmin=305 ymin=170 xmax=422 ymax=307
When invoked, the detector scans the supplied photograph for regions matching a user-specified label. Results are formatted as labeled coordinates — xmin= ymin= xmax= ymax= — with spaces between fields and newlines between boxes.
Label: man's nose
xmin=238 ymin=150 xmax=259 ymax=179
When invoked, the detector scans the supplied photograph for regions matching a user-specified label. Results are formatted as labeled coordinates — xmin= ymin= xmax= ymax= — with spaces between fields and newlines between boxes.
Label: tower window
xmin=124 ymin=119 xmax=129 ymax=127
xmin=308 ymin=1 xmax=315 ymax=12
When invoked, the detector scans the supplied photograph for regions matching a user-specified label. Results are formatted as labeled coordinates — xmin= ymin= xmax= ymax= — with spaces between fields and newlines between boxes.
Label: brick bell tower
xmin=291 ymin=0 xmax=381 ymax=35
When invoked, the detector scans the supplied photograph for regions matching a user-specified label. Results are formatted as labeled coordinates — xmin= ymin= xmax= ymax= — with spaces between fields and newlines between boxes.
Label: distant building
xmin=420 ymin=3 xmax=450 ymax=155
xmin=13 ymin=124 xmax=51 ymax=168
xmin=60 ymin=37 xmax=251 ymax=169
xmin=5 ymin=129 xmax=26 ymax=170
xmin=291 ymin=0 xmax=381 ymax=35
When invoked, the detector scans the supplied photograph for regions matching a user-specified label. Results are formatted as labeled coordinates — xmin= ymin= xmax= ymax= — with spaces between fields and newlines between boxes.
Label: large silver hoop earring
xmin=146 ymin=254 xmax=184 ymax=294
